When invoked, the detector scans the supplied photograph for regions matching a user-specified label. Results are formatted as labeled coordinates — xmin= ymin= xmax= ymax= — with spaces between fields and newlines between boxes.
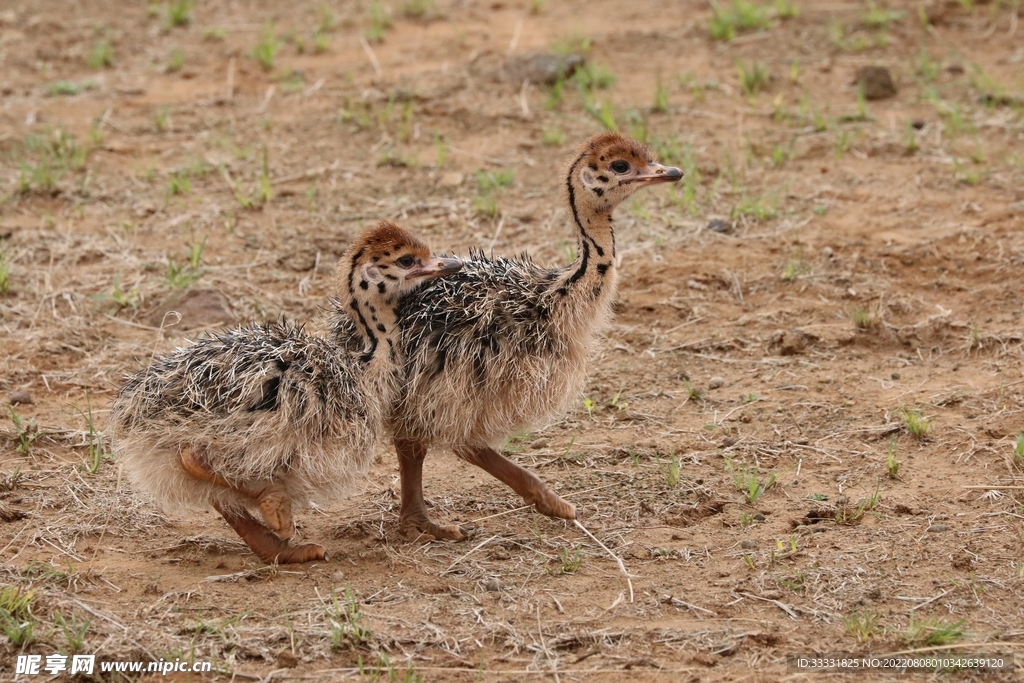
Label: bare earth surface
xmin=2 ymin=1 xmax=1024 ymax=680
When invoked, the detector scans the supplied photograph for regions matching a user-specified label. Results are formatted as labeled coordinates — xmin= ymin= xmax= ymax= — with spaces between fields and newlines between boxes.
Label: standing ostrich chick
xmin=334 ymin=133 xmax=682 ymax=539
xmin=110 ymin=222 xmax=462 ymax=563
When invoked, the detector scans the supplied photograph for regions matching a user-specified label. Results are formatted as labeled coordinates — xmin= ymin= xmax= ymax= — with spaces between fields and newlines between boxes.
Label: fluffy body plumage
xmin=331 ymin=133 xmax=682 ymax=538
xmin=109 ymin=221 xmax=462 ymax=562
xmin=110 ymin=322 xmax=382 ymax=513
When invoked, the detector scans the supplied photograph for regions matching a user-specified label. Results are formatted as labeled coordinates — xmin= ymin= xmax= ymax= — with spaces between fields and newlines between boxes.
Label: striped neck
xmin=558 ymin=152 xmax=617 ymax=296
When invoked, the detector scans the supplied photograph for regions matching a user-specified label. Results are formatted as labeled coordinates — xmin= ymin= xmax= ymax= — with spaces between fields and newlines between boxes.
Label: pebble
xmin=439 ymin=171 xmax=464 ymax=187
xmin=853 ymin=65 xmax=897 ymax=100
xmin=9 ymin=390 xmax=32 ymax=405
xmin=484 ymin=577 xmax=504 ymax=592
xmin=822 ymin=246 xmax=834 ymax=259
xmin=753 ymin=513 xmax=766 ymax=522
xmin=332 ymin=570 xmax=345 ymax=583
xmin=926 ymin=524 xmax=948 ymax=533
xmin=705 ymin=218 xmax=732 ymax=233
xmin=529 ymin=438 xmax=550 ymax=449
xmin=891 ymin=372 xmax=900 ymax=380
xmin=708 ymin=376 xmax=725 ymax=390
xmin=740 ymin=540 xmax=757 ymax=549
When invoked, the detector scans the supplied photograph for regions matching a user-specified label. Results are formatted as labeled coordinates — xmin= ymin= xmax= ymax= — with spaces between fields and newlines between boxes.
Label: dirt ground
xmin=2 ymin=0 xmax=1024 ymax=680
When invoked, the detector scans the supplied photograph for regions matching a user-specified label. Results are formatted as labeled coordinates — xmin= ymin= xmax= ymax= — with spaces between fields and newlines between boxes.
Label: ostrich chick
xmin=333 ymin=133 xmax=681 ymax=540
xmin=110 ymin=222 xmax=462 ymax=563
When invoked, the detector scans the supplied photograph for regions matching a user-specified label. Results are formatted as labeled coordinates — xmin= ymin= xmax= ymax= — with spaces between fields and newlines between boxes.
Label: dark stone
xmin=706 ymin=218 xmax=732 ymax=233
xmin=9 ymin=390 xmax=32 ymax=405
xmin=854 ymin=66 xmax=896 ymax=100
xmin=503 ymin=52 xmax=585 ymax=86
xmin=146 ymin=288 xmax=235 ymax=330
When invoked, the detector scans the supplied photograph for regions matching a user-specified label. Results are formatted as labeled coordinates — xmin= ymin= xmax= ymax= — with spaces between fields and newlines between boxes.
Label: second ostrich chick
xmin=333 ymin=133 xmax=682 ymax=539
xmin=109 ymin=222 xmax=462 ymax=563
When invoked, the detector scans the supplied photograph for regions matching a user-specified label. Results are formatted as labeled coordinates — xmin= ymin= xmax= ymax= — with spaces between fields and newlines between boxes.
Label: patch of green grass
xmin=552 ymin=546 xmax=584 ymax=574
xmin=726 ymin=458 xmax=777 ymax=504
xmin=87 ymin=39 xmax=114 ymax=69
xmin=573 ymin=62 xmax=617 ymax=92
xmin=653 ymin=71 xmax=670 ymax=113
xmin=585 ymin=100 xmax=618 ymax=132
xmin=314 ymin=30 xmax=331 ymax=53
xmin=9 ymin=406 xmax=39 ymax=454
xmin=731 ymin=192 xmax=778 ymax=221
xmin=852 ymin=307 xmax=878 ymax=329
xmin=54 ymin=612 xmax=90 ymax=654
xmin=401 ymin=0 xmax=438 ymax=19
xmin=252 ymin=21 xmax=281 ymax=71
xmin=900 ymin=408 xmax=930 ymax=439
xmin=887 ymin=437 xmax=900 ymax=478
xmin=781 ymin=257 xmax=806 ymax=281
xmin=737 ymin=60 xmax=770 ymax=96
xmin=844 ymin=610 xmax=881 ymax=643
xmin=709 ymin=0 xmax=771 ymax=41
xmin=80 ymin=392 xmax=108 ymax=474
xmin=665 ymin=456 xmax=681 ymax=487
xmin=167 ymin=48 xmax=185 ymax=73
xmin=542 ymin=128 xmax=566 ymax=146
xmin=775 ymin=0 xmax=799 ymax=19
xmin=167 ymin=0 xmax=194 ymax=27
xmin=326 ymin=587 xmax=371 ymax=650
xmin=0 ymin=243 xmax=10 ymax=294
xmin=203 ymin=27 xmax=228 ymax=42
xmin=167 ymin=171 xmax=191 ymax=197
xmin=1014 ymin=434 xmax=1024 ymax=468
xmin=904 ymin=616 xmax=966 ymax=646
xmin=366 ymin=1 xmax=393 ymax=43
xmin=862 ymin=1 xmax=904 ymax=29
xmin=47 ymin=80 xmax=96 ymax=96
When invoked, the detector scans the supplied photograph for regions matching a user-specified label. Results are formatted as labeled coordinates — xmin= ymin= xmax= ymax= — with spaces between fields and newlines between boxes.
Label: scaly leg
xmin=457 ymin=446 xmax=576 ymax=521
xmin=180 ymin=445 xmax=295 ymax=540
xmin=213 ymin=503 xmax=327 ymax=564
xmin=396 ymin=438 xmax=468 ymax=541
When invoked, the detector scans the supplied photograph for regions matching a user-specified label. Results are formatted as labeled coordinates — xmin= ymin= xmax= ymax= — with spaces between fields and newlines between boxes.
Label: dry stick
xmin=359 ymin=35 xmax=382 ymax=76
xmin=536 ymin=603 xmax=561 ymax=683
xmin=226 ymin=57 xmax=235 ymax=100
xmin=962 ymin=485 xmax=1024 ymax=490
xmin=441 ymin=534 xmax=499 ymax=575
xmin=573 ymin=519 xmax=634 ymax=603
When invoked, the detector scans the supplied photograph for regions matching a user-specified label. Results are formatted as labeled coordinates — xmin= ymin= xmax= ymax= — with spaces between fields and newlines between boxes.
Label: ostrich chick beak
xmin=623 ymin=162 xmax=684 ymax=186
xmin=409 ymin=256 xmax=463 ymax=281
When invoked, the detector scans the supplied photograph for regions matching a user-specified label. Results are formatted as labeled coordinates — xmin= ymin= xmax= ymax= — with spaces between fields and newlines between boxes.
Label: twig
xmin=961 ymin=485 xmax=1024 ymax=490
xmin=573 ymin=519 xmax=634 ymax=603
xmin=359 ymin=35 xmax=383 ymax=76
xmin=441 ymin=535 xmax=499 ymax=575
xmin=735 ymin=591 xmax=800 ymax=619
xmin=663 ymin=595 xmax=717 ymax=617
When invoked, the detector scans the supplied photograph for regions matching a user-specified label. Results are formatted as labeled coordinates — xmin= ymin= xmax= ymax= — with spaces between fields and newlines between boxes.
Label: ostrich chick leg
xmin=396 ymin=439 xmax=469 ymax=540
xmin=213 ymin=503 xmax=327 ymax=564
xmin=457 ymin=446 xmax=576 ymax=521
xmin=180 ymin=445 xmax=295 ymax=540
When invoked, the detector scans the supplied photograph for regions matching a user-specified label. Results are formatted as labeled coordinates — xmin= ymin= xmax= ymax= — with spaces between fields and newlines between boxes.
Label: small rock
xmin=926 ymin=524 xmax=948 ymax=533
xmin=687 ymin=279 xmax=708 ymax=291
xmin=821 ymin=246 xmax=834 ymax=259
xmin=332 ymin=570 xmax=345 ymax=582
xmin=891 ymin=372 xmax=900 ymax=380
xmin=503 ymin=52 xmax=585 ymax=86
xmin=720 ymin=437 xmax=736 ymax=448
xmin=146 ymin=288 xmax=235 ymax=330
xmin=854 ymin=66 xmax=897 ymax=100
xmin=529 ymin=438 xmax=550 ymax=450
xmin=484 ymin=577 xmax=504 ymax=592
xmin=708 ymin=376 xmax=725 ymax=390
xmin=740 ymin=540 xmax=757 ymax=549
xmin=9 ymin=390 xmax=32 ymax=405
xmin=629 ymin=546 xmax=651 ymax=560
xmin=276 ymin=651 xmax=299 ymax=668
xmin=706 ymin=218 xmax=732 ymax=233
xmin=946 ymin=63 xmax=965 ymax=75
xmin=439 ymin=171 xmax=463 ymax=187
xmin=911 ymin=119 xmax=926 ymax=130
xmin=753 ymin=513 xmax=766 ymax=522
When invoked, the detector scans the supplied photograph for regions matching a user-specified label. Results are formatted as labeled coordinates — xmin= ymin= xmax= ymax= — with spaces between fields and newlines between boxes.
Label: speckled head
xmin=567 ymin=132 xmax=683 ymax=212
xmin=339 ymin=220 xmax=462 ymax=304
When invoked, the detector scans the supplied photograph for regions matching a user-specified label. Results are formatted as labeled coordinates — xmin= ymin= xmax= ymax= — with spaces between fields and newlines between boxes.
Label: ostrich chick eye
xmin=396 ymin=255 xmax=416 ymax=268
xmin=610 ymin=160 xmax=630 ymax=174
